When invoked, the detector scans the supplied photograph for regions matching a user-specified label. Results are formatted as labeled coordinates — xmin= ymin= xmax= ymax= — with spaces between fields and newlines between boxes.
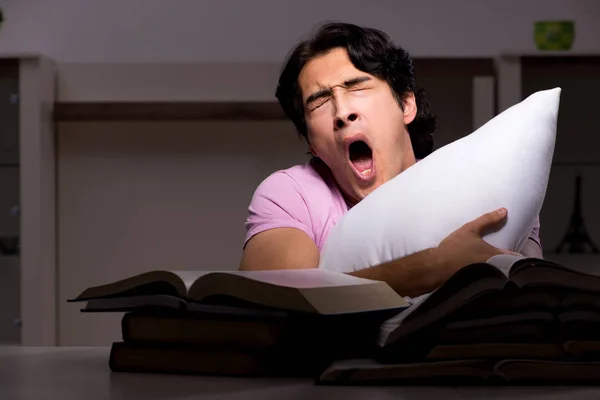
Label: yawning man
xmin=239 ymin=22 xmax=543 ymax=298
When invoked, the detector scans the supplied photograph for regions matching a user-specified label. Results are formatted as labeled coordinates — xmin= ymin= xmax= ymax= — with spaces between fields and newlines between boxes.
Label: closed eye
xmin=347 ymin=80 xmax=372 ymax=92
xmin=308 ymin=96 xmax=331 ymax=111
xmin=344 ymin=76 xmax=373 ymax=91
xmin=305 ymin=76 xmax=373 ymax=111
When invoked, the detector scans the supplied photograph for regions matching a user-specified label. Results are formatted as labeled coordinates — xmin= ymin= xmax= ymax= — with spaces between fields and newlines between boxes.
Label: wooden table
xmin=1 ymin=346 xmax=600 ymax=399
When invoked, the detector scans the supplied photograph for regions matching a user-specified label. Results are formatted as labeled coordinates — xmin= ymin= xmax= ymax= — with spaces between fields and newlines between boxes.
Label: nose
xmin=333 ymin=110 xmax=359 ymax=130
xmin=332 ymin=89 xmax=360 ymax=130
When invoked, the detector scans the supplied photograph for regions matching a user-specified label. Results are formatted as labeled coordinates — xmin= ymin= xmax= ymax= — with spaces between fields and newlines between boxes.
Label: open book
xmin=374 ymin=254 xmax=600 ymax=361
xmin=68 ymin=268 xmax=408 ymax=316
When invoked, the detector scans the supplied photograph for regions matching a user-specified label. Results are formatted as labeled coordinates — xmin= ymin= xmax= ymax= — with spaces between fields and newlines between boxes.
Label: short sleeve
xmin=528 ymin=214 xmax=542 ymax=248
xmin=244 ymin=172 xmax=314 ymax=248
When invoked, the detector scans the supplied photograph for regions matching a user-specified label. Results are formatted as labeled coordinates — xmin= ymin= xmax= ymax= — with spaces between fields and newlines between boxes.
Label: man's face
xmin=298 ymin=48 xmax=417 ymax=205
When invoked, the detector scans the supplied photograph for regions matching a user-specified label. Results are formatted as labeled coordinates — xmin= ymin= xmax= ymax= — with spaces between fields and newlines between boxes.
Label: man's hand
xmin=431 ymin=207 xmax=517 ymax=285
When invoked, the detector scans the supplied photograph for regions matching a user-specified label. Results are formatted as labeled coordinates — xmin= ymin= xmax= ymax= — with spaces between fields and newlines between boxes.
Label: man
xmin=239 ymin=22 xmax=543 ymax=298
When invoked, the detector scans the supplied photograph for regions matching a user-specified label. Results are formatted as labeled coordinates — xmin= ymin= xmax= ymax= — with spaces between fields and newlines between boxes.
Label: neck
xmin=342 ymin=191 xmax=360 ymax=209
xmin=309 ymin=157 xmax=360 ymax=208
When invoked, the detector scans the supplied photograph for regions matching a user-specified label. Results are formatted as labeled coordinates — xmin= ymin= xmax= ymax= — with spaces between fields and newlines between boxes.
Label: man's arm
xmin=239 ymin=226 xmax=445 ymax=297
xmin=240 ymin=171 xmax=520 ymax=298
xmin=241 ymin=170 xmax=322 ymax=270
xmin=241 ymin=209 xmax=515 ymax=298
xmin=239 ymin=226 xmax=444 ymax=297
xmin=239 ymin=228 xmax=320 ymax=271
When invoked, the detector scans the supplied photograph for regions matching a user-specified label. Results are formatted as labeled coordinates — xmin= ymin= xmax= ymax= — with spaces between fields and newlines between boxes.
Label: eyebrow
xmin=305 ymin=76 xmax=372 ymax=107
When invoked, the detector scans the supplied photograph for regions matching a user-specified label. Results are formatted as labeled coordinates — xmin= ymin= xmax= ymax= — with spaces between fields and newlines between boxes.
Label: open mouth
xmin=348 ymin=140 xmax=375 ymax=180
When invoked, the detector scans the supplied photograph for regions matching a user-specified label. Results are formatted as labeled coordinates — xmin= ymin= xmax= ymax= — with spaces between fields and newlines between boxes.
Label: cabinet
xmin=0 ymin=60 xmax=19 ymax=239
xmin=0 ymin=54 xmax=56 ymax=346
xmin=0 ymin=59 xmax=20 ymax=344
xmin=0 ymin=60 xmax=21 ymax=344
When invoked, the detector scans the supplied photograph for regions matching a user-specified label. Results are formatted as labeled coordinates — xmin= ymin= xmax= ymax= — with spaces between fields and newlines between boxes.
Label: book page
xmin=139 ymin=269 xmax=377 ymax=295
xmin=71 ymin=270 xmax=190 ymax=300
xmin=404 ymin=293 xmax=431 ymax=306
xmin=376 ymin=293 xmax=431 ymax=345
xmin=185 ymin=268 xmax=405 ymax=315
xmin=485 ymin=254 xmax=526 ymax=277
xmin=168 ymin=271 xmax=214 ymax=292
xmin=189 ymin=268 xmax=381 ymax=289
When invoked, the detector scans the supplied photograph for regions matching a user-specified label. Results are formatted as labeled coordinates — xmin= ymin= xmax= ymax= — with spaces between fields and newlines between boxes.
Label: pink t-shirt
xmin=244 ymin=157 xmax=541 ymax=251
xmin=245 ymin=158 xmax=348 ymax=251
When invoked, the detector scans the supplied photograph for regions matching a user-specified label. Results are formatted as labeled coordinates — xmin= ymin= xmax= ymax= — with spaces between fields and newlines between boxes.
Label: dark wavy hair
xmin=275 ymin=22 xmax=437 ymax=159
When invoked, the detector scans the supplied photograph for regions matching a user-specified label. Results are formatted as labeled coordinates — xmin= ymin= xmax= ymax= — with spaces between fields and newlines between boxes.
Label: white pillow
xmin=318 ymin=88 xmax=561 ymax=273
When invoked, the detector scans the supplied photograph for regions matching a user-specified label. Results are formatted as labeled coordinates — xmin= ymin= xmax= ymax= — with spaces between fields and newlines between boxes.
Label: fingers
xmin=464 ymin=208 xmax=508 ymax=236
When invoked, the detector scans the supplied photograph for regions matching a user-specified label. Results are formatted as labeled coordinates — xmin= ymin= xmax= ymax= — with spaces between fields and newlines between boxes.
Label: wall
xmin=0 ymin=0 xmax=599 ymax=63
xmin=57 ymin=120 xmax=309 ymax=345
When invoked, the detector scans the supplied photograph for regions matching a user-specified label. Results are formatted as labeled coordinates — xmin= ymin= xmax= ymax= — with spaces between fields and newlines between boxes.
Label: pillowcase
xmin=318 ymin=87 xmax=561 ymax=273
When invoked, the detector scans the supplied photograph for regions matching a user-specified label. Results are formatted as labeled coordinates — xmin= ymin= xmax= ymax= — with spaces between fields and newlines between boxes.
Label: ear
xmin=308 ymin=144 xmax=318 ymax=157
xmin=402 ymin=92 xmax=417 ymax=125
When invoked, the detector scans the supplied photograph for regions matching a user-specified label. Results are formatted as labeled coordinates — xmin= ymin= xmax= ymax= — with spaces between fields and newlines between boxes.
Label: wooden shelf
xmin=520 ymin=55 xmax=600 ymax=71
xmin=552 ymin=161 xmax=600 ymax=166
xmin=500 ymin=50 xmax=600 ymax=58
xmin=53 ymin=101 xmax=287 ymax=122
xmin=52 ymin=57 xmax=497 ymax=122
xmin=412 ymin=57 xmax=495 ymax=77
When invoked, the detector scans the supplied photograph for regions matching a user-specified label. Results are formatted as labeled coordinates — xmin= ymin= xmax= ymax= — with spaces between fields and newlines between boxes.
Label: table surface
xmin=1 ymin=346 xmax=600 ymax=400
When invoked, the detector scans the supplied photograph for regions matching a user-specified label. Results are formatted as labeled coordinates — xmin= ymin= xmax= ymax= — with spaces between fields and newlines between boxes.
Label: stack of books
xmin=68 ymin=269 xmax=408 ymax=377
xmin=320 ymin=255 xmax=600 ymax=384
xmin=70 ymin=255 xmax=600 ymax=384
